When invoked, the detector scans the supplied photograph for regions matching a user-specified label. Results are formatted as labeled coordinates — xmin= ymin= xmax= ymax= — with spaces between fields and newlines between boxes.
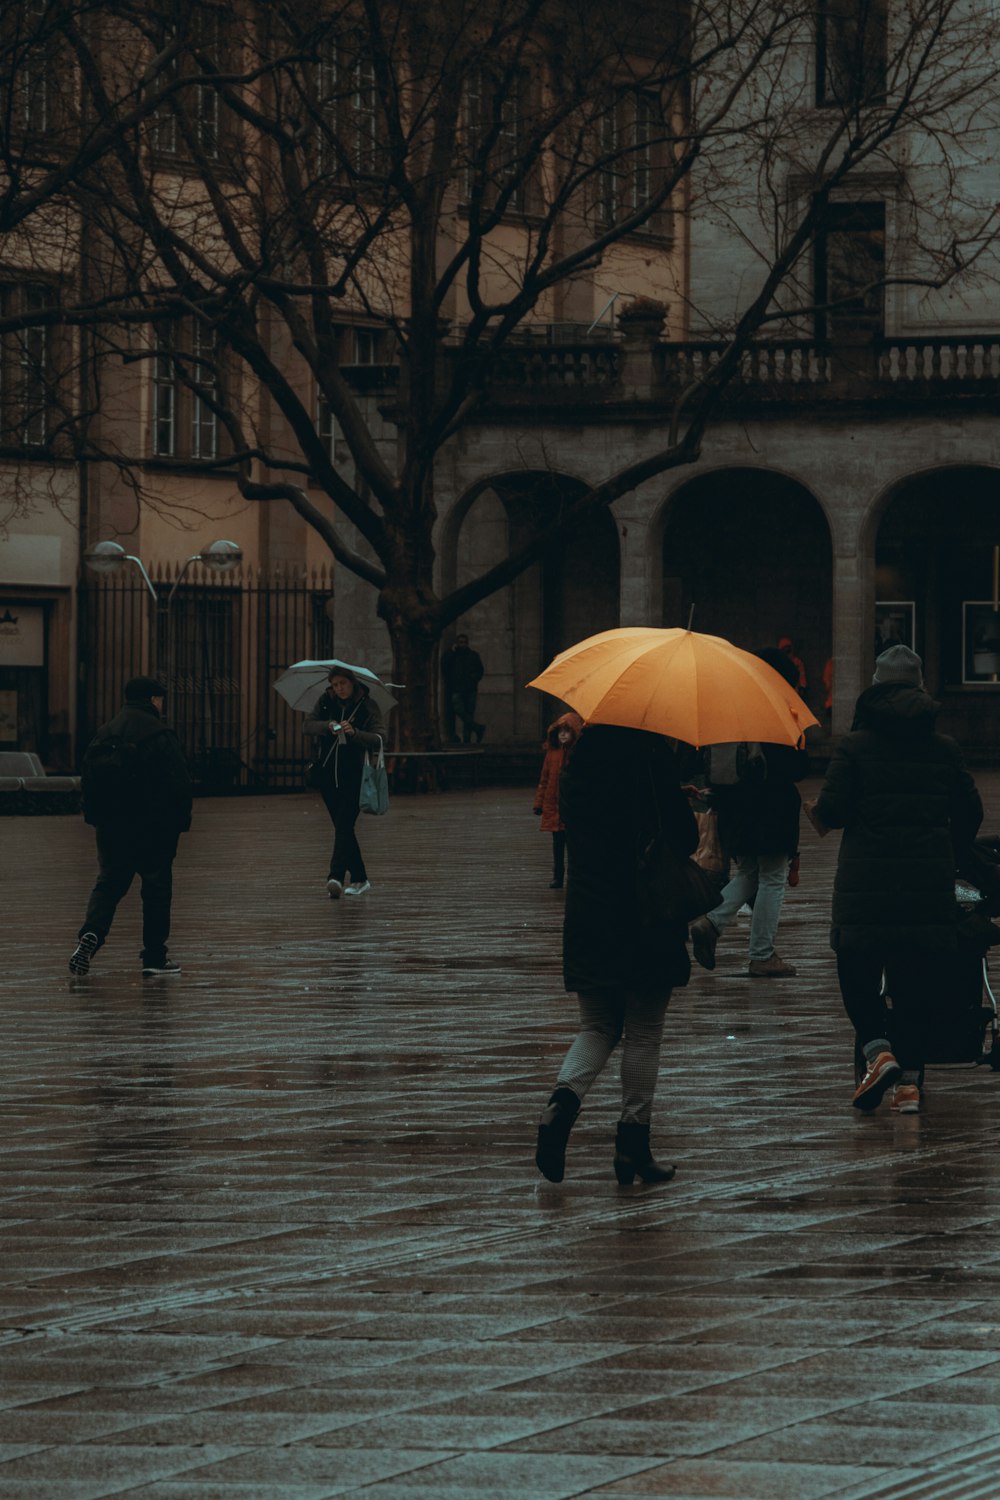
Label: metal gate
xmin=77 ymin=565 xmax=335 ymax=790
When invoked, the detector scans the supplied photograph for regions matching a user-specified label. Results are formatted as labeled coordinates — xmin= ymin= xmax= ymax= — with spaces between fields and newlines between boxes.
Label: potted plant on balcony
xmin=617 ymin=297 xmax=668 ymax=338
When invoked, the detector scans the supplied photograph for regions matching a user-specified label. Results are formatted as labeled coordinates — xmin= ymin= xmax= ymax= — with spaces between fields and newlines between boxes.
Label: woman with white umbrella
xmin=304 ymin=667 xmax=385 ymax=897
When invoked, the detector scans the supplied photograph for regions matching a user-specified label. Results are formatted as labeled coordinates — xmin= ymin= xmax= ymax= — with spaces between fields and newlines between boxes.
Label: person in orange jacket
xmin=533 ymin=712 xmax=583 ymax=888
xmin=778 ymin=635 xmax=808 ymax=696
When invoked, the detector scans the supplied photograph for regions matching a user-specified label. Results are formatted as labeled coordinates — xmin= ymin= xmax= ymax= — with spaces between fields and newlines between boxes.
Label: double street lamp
xmin=82 ymin=538 xmax=244 ymax=682
xmin=83 ymin=539 xmax=243 ymax=599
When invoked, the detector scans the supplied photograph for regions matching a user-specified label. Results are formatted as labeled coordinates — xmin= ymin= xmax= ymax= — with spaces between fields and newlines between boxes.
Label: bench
xmin=0 ymin=752 xmax=82 ymax=814
xmin=386 ymin=749 xmax=485 ymax=793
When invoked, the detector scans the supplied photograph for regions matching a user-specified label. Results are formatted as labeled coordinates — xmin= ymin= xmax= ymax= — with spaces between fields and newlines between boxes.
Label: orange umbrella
xmin=527 ymin=627 xmax=818 ymax=747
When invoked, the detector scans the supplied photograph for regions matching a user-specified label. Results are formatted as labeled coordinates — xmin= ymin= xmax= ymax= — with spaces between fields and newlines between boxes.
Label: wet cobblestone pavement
xmin=3 ymin=777 xmax=1000 ymax=1498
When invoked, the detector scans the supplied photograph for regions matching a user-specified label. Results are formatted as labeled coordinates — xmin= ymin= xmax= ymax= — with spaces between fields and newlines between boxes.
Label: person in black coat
xmin=534 ymin=724 xmax=698 ymax=1186
xmin=689 ymin=647 xmax=809 ymax=979
xmin=69 ymin=675 xmax=193 ymax=978
xmin=304 ymin=667 xmax=385 ymax=898
xmin=808 ymin=644 xmax=983 ymax=1113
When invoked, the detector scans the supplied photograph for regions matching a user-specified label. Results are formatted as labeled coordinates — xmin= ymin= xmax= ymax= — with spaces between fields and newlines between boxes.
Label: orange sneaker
xmin=852 ymin=1051 xmax=901 ymax=1111
xmin=891 ymin=1083 xmax=921 ymax=1114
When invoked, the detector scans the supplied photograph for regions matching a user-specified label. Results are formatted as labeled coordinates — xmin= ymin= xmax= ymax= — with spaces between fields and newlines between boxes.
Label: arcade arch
xmin=875 ymin=465 xmax=1000 ymax=756
xmin=658 ymin=467 xmax=833 ymax=717
xmin=441 ymin=472 xmax=620 ymax=741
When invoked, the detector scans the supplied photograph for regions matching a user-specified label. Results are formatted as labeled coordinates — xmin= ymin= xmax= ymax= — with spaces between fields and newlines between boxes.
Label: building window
xmin=314 ymin=34 xmax=383 ymax=180
xmin=463 ymin=64 xmax=535 ymax=214
xmin=151 ymin=318 xmax=227 ymax=462
xmin=814 ymin=202 xmax=886 ymax=341
xmin=317 ymin=392 xmax=339 ymax=464
xmin=816 ymin=0 xmax=888 ymax=107
xmin=148 ymin=8 xmax=230 ymax=161
xmin=3 ymin=0 xmax=61 ymax=140
xmin=594 ymin=90 xmax=670 ymax=236
xmin=0 ymin=283 xmax=56 ymax=449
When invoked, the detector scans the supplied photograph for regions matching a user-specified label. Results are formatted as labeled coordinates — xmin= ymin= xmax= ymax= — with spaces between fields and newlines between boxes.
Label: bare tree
xmin=3 ymin=0 xmax=999 ymax=742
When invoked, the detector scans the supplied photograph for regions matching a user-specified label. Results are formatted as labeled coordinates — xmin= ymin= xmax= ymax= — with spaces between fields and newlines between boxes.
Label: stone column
xmin=617 ymin=510 xmax=653 ymax=625
xmin=830 ymin=545 xmax=875 ymax=739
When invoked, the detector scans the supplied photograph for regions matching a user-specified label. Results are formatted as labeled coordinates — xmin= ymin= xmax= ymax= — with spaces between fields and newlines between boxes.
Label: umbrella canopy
xmin=273 ymin=659 xmax=398 ymax=718
xmin=527 ymin=627 xmax=818 ymax=747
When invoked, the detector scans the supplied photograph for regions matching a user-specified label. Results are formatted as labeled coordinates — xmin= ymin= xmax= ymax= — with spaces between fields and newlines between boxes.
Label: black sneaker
xmin=142 ymin=958 xmax=181 ymax=977
xmin=69 ymin=931 xmax=99 ymax=976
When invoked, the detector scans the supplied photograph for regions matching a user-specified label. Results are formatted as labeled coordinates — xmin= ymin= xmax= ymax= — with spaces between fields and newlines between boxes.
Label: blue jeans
xmin=707 ymin=850 xmax=788 ymax=961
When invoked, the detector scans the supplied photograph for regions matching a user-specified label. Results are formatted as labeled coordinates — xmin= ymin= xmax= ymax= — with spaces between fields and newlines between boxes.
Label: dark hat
xmin=873 ymin=644 xmax=923 ymax=687
xmin=124 ymin=675 xmax=167 ymax=702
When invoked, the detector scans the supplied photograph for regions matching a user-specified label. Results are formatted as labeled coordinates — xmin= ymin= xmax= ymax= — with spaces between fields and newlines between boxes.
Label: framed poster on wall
xmin=875 ymin=601 xmax=915 ymax=656
xmin=963 ymin=602 xmax=1000 ymax=684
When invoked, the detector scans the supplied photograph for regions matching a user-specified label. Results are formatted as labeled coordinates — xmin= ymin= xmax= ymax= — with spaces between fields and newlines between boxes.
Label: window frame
xmin=149 ymin=315 xmax=230 ymax=466
xmin=813 ymin=200 xmax=887 ymax=342
xmin=0 ymin=281 xmax=60 ymax=453
xmin=816 ymin=0 xmax=888 ymax=108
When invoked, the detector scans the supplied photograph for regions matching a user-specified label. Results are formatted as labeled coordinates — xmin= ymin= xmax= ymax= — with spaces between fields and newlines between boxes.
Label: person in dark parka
xmin=534 ymin=724 xmax=698 ymax=1185
xmin=69 ymin=675 xmax=192 ymax=978
xmin=808 ymin=645 xmax=983 ymax=1113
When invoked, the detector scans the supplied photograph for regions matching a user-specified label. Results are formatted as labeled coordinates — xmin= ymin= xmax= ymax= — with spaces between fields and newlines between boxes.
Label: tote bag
xmin=359 ymin=736 xmax=389 ymax=816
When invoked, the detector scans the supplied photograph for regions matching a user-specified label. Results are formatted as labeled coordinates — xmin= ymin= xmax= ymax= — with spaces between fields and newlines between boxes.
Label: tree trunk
xmin=382 ymin=606 xmax=441 ymax=751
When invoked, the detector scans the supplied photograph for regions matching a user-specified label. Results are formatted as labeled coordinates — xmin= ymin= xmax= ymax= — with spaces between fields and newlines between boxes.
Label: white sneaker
xmin=326 ymin=877 xmax=343 ymax=899
xmin=344 ymin=880 xmax=371 ymax=896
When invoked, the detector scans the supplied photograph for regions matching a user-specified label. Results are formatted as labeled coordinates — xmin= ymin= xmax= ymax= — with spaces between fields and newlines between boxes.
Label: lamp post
xmin=83 ymin=538 xmax=244 ymax=682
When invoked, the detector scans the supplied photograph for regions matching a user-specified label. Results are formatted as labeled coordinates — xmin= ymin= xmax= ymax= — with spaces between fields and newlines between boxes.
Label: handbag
xmin=359 ymin=736 xmax=389 ymax=816
xmin=693 ymin=807 xmax=725 ymax=873
xmin=637 ymin=835 xmax=723 ymax=926
xmin=636 ymin=763 xmax=722 ymax=927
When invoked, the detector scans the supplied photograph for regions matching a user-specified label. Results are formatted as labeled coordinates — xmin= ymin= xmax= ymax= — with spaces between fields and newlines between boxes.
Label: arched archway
xmin=442 ymin=472 xmax=620 ymax=742
xmin=876 ymin=465 xmax=1000 ymax=755
xmin=658 ymin=467 xmax=832 ymax=714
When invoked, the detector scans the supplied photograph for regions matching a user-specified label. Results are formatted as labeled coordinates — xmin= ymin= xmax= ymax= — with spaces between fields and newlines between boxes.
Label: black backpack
xmin=81 ymin=731 xmax=147 ymax=825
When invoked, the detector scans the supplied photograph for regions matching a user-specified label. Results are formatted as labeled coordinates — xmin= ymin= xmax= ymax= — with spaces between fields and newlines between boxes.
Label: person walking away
xmin=806 ymin=644 xmax=982 ymax=1113
xmin=304 ymin=667 xmax=385 ymax=898
xmin=534 ymin=724 xmax=698 ymax=1185
xmin=69 ymin=676 xmax=192 ymax=978
xmin=778 ymin=635 xmax=808 ymax=697
xmin=689 ymin=648 xmax=809 ymax=978
xmin=532 ymin=711 xmax=583 ymax=888
xmin=441 ymin=633 xmax=485 ymax=744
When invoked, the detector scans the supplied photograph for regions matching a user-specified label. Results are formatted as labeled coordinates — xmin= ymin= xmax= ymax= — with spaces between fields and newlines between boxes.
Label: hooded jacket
xmin=812 ymin=684 xmax=982 ymax=951
xmin=533 ymin=712 xmax=583 ymax=832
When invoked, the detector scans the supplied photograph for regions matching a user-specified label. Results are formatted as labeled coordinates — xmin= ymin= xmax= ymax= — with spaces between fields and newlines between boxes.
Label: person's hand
xmin=804 ymin=800 xmax=830 ymax=838
xmin=341 ymin=721 xmax=355 ymax=737
xmin=533 ymin=806 xmax=542 ymax=816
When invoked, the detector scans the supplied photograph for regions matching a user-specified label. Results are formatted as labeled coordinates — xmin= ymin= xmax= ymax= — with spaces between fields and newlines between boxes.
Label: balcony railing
xmin=472 ymin=333 xmax=1000 ymax=407
xmin=654 ymin=336 xmax=1000 ymax=399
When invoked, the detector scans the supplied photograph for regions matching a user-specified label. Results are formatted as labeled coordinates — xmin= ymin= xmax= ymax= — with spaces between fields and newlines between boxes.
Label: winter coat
xmin=82 ymin=702 xmax=192 ymax=845
xmin=533 ymin=712 xmax=583 ymax=832
xmin=710 ymin=741 xmax=809 ymax=859
xmin=812 ymin=684 xmax=983 ymax=952
xmin=561 ymin=725 xmax=698 ymax=994
xmin=304 ymin=687 xmax=385 ymax=802
xmin=441 ymin=645 xmax=484 ymax=693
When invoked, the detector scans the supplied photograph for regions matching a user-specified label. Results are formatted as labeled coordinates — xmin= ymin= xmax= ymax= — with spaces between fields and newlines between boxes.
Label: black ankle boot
xmin=535 ymin=1087 xmax=580 ymax=1182
xmin=613 ymin=1121 xmax=676 ymax=1185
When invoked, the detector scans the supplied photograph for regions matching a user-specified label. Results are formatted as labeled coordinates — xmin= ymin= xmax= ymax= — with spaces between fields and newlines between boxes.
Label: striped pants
xmin=555 ymin=987 xmax=671 ymax=1124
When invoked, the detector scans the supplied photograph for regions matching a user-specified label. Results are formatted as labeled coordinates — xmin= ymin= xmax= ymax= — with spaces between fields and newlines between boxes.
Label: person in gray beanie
xmin=872 ymin=644 xmax=923 ymax=688
xmin=69 ymin=677 xmax=192 ymax=978
xmin=806 ymin=648 xmax=982 ymax=1114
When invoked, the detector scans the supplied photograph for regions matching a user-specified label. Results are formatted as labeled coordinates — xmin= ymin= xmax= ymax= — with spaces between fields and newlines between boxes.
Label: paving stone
xmin=4 ymin=781 xmax=1000 ymax=1496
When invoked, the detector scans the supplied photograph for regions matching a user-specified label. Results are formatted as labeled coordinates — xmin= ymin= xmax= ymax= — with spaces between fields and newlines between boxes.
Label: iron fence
xmin=77 ymin=564 xmax=335 ymax=790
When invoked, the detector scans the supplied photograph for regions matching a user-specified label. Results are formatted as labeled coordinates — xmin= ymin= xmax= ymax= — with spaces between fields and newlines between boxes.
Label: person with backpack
xmin=689 ymin=647 xmax=809 ymax=978
xmin=69 ymin=676 xmax=192 ymax=978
